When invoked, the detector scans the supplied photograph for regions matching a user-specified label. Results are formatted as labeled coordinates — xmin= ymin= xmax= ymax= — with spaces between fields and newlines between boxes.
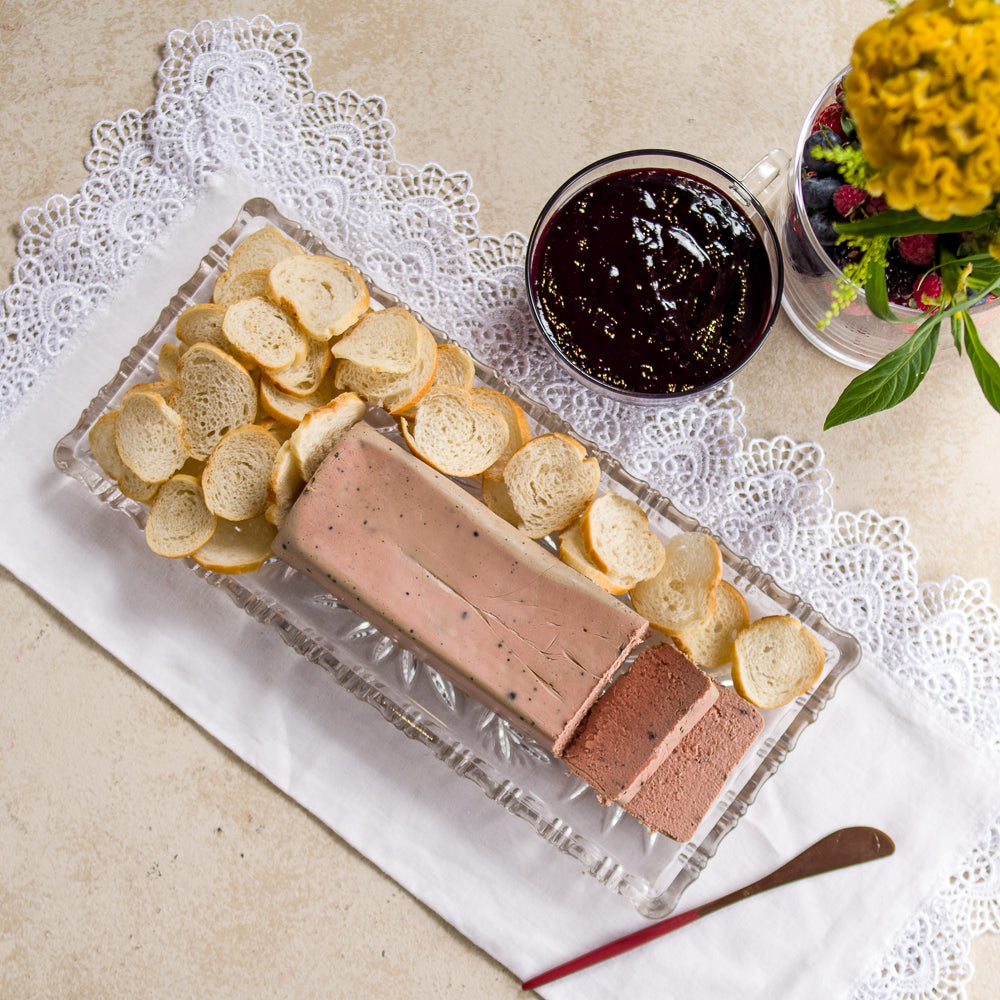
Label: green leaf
xmin=963 ymin=313 xmax=1000 ymax=412
xmin=824 ymin=321 xmax=940 ymax=428
xmin=966 ymin=259 xmax=1000 ymax=289
xmin=835 ymin=208 xmax=996 ymax=238
xmin=862 ymin=260 xmax=898 ymax=322
xmin=950 ymin=313 xmax=965 ymax=355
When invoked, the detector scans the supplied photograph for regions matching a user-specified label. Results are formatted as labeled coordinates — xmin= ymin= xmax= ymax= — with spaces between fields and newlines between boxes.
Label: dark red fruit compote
xmin=528 ymin=165 xmax=776 ymax=398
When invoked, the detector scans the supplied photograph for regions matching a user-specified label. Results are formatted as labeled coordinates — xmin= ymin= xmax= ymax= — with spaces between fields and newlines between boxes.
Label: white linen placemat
xmin=2 ymin=169 xmax=998 ymax=1000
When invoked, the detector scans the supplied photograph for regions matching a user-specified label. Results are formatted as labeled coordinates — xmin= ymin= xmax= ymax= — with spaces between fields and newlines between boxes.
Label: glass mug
xmin=525 ymin=149 xmax=787 ymax=405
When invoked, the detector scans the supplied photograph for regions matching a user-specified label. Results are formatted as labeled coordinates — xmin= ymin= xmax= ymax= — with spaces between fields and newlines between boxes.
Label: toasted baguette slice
xmin=145 ymin=474 xmax=217 ymax=558
xmin=175 ymin=302 xmax=230 ymax=352
xmin=334 ymin=321 xmax=438 ymax=414
xmin=629 ymin=531 xmax=723 ymax=636
xmin=157 ymin=342 xmax=182 ymax=383
xmin=732 ymin=615 xmax=825 ymax=709
xmin=267 ymin=335 xmax=332 ymax=397
xmin=255 ymin=417 xmax=294 ymax=444
xmin=330 ymin=306 xmax=420 ymax=374
xmin=400 ymin=385 xmax=509 ymax=478
xmin=289 ymin=392 xmax=367 ymax=482
xmin=115 ymin=389 xmax=190 ymax=484
xmin=172 ymin=344 xmax=258 ymax=461
xmin=581 ymin=492 xmax=666 ymax=584
xmin=259 ymin=367 xmax=341 ymax=426
xmin=122 ymin=380 xmax=176 ymax=404
xmin=193 ymin=514 xmax=278 ymax=574
xmin=558 ymin=520 xmax=636 ymax=595
xmin=223 ymin=296 xmax=309 ymax=373
xmin=672 ymin=580 xmax=750 ymax=670
xmin=88 ymin=410 xmax=130 ymax=480
xmin=266 ymin=254 xmax=370 ymax=342
xmin=432 ymin=343 xmax=476 ymax=390
xmin=201 ymin=424 xmax=281 ymax=521
xmin=227 ymin=226 xmax=303 ymax=276
xmin=480 ymin=472 xmax=521 ymax=527
xmin=88 ymin=410 xmax=160 ymax=502
xmin=213 ymin=267 xmax=270 ymax=308
xmin=266 ymin=440 xmax=306 ymax=527
xmin=471 ymin=386 xmax=531 ymax=477
xmin=502 ymin=433 xmax=601 ymax=539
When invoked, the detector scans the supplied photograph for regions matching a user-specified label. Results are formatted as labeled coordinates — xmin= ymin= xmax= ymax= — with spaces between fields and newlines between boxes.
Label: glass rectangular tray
xmin=53 ymin=197 xmax=861 ymax=919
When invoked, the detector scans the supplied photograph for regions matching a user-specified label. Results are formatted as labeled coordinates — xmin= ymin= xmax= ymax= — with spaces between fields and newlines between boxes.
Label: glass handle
xmin=738 ymin=148 xmax=790 ymax=208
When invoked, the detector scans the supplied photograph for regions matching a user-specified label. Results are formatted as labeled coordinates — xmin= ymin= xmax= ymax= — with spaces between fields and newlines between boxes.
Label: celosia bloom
xmin=844 ymin=0 xmax=1000 ymax=221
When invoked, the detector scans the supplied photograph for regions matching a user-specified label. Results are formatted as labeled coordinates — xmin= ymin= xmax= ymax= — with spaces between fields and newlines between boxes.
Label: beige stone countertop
xmin=2 ymin=1 xmax=998 ymax=996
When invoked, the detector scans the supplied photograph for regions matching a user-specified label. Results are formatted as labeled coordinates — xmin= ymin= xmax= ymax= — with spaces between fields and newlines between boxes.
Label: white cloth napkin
xmin=3 ymin=171 xmax=997 ymax=999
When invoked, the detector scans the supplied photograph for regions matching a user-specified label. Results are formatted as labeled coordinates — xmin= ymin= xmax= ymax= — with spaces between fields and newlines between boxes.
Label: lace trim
xmin=2 ymin=16 xmax=997 ymax=997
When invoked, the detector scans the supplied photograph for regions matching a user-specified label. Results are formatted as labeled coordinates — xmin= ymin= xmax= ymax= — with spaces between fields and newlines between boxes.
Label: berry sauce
xmin=529 ymin=168 xmax=774 ymax=395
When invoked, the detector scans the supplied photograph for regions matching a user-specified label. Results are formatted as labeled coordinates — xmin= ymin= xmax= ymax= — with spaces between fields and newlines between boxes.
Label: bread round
xmin=581 ymin=492 xmax=666 ymax=583
xmin=470 ymin=386 xmax=531 ymax=477
xmin=266 ymin=439 xmax=306 ymax=527
xmin=223 ymin=296 xmax=308 ymax=372
xmin=266 ymin=335 xmax=332 ymax=397
xmin=334 ymin=321 xmax=438 ymax=414
xmin=330 ymin=306 xmax=420 ymax=374
xmin=732 ymin=615 xmax=825 ymax=709
xmin=558 ymin=520 xmax=636 ymax=595
xmin=260 ymin=367 xmax=341 ymax=426
xmin=145 ymin=474 xmax=217 ymax=558
xmin=502 ymin=433 xmax=601 ymax=539
xmin=226 ymin=225 xmax=304 ymax=276
xmin=480 ymin=471 xmax=521 ymax=527
xmin=266 ymin=254 xmax=370 ymax=342
xmin=173 ymin=343 xmax=258 ymax=461
xmin=401 ymin=385 xmax=509 ymax=478
xmin=672 ymin=580 xmax=750 ymax=670
xmin=88 ymin=410 xmax=124 ymax=471
xmin=157 ymin=341 xmax=182 ymax=383
xmin=122 ymin=380 xmax=176 ymax=404
xmin=289 ymin=391 xmax=368 ymax=482
xmin=213 ymin=267 xmax=270 ymax=308
xmin=193 ymin=514 xmax=278 ymax=574
xmin=433 ymin=343 xmax=476 ymax=390
xmin=115 ymin=388 xmax=190 ymax=484
xmin=629 ymin=530 xmax=723 ymax=635
xmin=255 ymin=417 xmax=294 ymax=444
xmin=202 ymin=424 xmax=281 ymax=521
xmin=88 ymin=410 xmax=160 ymax=502
xmin=175 ymin=302 xmax=229 ymax=352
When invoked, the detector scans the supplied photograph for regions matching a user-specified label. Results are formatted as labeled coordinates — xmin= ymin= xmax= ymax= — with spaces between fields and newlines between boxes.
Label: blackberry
xmin=829 ymin=239 xmax=863 ymax=272
xmin=883 ymin=246 xmax=921 ymax=305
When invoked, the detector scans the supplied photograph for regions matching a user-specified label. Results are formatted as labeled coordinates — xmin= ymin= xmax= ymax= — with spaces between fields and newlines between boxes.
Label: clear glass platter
xmin=53 ymin=197 xmax=862 ymax=919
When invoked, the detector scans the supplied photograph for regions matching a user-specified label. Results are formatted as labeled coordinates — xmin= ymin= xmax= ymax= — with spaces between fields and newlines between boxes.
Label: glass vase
xmin=777 ymin=67 xmax=999 ymax=370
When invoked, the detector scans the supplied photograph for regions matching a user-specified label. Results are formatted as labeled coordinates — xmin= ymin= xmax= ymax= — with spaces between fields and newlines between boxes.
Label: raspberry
xmin=811 ymin=103 xmax=846 ymax=138
xmin=912 ymin=273 xmax=944 ymax=311
xmin=832 ymin=184 xmax=868 ymax=217
xmin=897 ymin=233 xmax=936 ymax=266
xmin=865 ymin=195 xmax=889 ymax=216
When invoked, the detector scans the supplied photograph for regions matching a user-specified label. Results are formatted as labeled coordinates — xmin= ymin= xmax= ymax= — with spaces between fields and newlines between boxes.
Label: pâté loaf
xmin=562 ymin=643 xmax=719 ymax=805
xmin=272 ymin=421 xmax=650 ymax=754
xmin=625 ymin=679 xmax=764 ymax=842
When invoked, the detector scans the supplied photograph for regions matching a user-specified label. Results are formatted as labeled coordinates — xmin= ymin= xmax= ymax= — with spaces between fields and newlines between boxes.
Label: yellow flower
xmin=844 ymin=0 xmax=1000 ymax=220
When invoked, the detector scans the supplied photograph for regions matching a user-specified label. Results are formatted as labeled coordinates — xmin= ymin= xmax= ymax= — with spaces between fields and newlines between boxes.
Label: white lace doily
xmin=2 ymin=16 xmax=998 ymax=998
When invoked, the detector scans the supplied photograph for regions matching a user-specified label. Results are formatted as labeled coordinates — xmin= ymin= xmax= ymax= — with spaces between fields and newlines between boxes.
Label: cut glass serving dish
xmin=53 ymin=198 xmax=862 ymax=919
